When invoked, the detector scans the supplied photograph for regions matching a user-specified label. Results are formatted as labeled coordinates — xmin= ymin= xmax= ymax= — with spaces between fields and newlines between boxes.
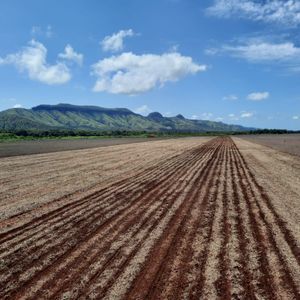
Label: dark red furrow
xmin=214 ymin=144 xmax=231 ymax=299
xmin=228 ymin=147 xmax=257 ymax=299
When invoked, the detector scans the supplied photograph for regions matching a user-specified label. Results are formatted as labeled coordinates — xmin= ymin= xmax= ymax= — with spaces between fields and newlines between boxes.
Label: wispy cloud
xmin=223 ymin=94 xmax=238 ymax=101
xmin=207 ymin=0 xmax=300 ymax=27
xmin=222 ymin=42 xmax=300 ymax=62
xmin=134 ymin=105 xmax=152 ymax=115
xmin=201 ymin=112 xmax=213 ymax=120
xmin=240 ymin=112 xmax=253 ymax=118
xmin=91 ymin=52 xmax=206 ymax=94
xmin=292 ymin=115 xmax=299 ymax=120
xmin=247 ymin=92 xmax=269 ymax=101
xmin=101 ymin=29 xmax=135 ymax=52
xmin=206 ymin=39 xmax=300 ymax=72
xmin=31 ymin=25 xmax=53 ymax=38
xmin=215 ymin=117 xmax=224 ymax=121
xmin=0 ymin=40 xmax=71 ymax=85
xmin=228 ymin=113 xmax=240 ymax=121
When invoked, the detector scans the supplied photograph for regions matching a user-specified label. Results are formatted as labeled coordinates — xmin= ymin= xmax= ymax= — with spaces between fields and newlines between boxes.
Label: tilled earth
xmin=0 ymin=136 xmax=299 ymax=299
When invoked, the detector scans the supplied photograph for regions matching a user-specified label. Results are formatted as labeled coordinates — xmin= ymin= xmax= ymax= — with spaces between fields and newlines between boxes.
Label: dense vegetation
xmin=1 ymin=128 xmax=299 ymax=142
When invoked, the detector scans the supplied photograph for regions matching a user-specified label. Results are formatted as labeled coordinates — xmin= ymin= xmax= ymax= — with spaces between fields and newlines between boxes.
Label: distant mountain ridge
xmin=0 ymin=103 xmax=254 ymax=132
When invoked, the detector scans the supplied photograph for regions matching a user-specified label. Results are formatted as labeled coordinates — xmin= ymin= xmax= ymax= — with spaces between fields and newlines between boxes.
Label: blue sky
xmin=0 ymin=0 xmax=300 ymax=129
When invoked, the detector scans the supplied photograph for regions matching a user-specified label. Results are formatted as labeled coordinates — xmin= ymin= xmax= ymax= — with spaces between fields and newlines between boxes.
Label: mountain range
xmin=0 ymin=103 xmax=253 ymax=132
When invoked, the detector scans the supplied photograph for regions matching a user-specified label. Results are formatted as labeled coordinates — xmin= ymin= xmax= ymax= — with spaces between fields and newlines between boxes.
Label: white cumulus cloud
xmin=59 ymin=45 xmax=83 ymax=66
xmin=247 ymin=92 xmax=269 ymax=101
xmin=91 ymin=52 xmax=206 ymax=95
xmin=101 ymin=29 xmax=134 ymax=52
xmin=207 ymin=0 xmax=300 ymax=27
xmin=0 ymin=40 xmax=71 ymax=85
xmin=241 ymin=112 xmax=253 ymax=118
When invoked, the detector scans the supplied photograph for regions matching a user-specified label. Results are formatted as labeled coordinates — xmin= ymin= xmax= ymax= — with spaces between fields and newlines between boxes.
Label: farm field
xmin=0 ymin=137 xmax=168 ymax=158
xmin=0 ymin=136 xmax=299 ymax=299
xmin=239 ymin=134 xmax=300 ymax=156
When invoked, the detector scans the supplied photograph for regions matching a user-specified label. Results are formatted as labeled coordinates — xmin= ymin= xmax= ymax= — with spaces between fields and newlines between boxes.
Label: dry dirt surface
xmin=239 ymin=134 xmax=300 ymax=157
xmin=0 ymin=136 xmax=299 ymax=299
xmin=0 ymin=137 xmax=168 ymax=158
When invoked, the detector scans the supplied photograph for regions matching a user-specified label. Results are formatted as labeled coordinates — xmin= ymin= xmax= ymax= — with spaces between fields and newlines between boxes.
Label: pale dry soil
xmin=239 ymin=134 xmax=300 ymax=157
xmin=234 ymin=137 xmax=300 ymax=249
xmin=0 ymin=137 xmax=168 ymax=158
xmin=0 ymin=137 xmax=210 ymax=222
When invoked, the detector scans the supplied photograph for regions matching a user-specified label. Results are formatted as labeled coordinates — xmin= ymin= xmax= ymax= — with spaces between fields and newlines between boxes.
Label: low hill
xmin=0 ymin=103 xmax=253 ymax=132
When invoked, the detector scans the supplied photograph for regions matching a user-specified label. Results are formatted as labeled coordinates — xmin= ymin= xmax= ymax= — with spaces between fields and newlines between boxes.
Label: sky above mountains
xmin=0 ymin=0 xmax=300 ymax=129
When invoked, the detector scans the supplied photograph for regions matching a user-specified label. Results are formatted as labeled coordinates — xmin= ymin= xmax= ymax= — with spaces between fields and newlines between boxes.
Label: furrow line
xmin=229 ymin=146 xmax=261 ymax=299
xmin=214 ymin=143 xmax=231 ymax=299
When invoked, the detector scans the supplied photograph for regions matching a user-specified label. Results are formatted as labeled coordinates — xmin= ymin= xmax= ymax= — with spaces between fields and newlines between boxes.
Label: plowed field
xmin=0 ymin=137 xmax=299 ymax=299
